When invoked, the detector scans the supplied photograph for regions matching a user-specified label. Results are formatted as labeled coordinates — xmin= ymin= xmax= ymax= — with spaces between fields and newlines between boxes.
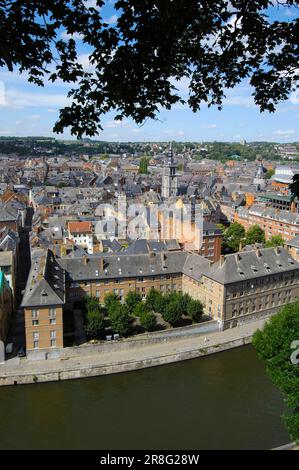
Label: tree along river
xmin=0 ymin=345 xmax=289 ymax=449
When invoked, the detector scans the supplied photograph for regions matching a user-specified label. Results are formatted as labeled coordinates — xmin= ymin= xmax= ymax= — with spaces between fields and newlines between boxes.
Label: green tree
xmin=138 ymin=156 xmax=150 ymax=174
xmin=125 ymin=291 xmax=142 ymax=313
xmin=186 ymin=299 xmax=204 ymax=323
xmin=223 ymin=222 xmax=245 ymax=253
xmin=145 ymin=288 xmax=165 ymax=313
xmin=104 ymin=293 xmax=119 ymax=312
xmin=162 ymin=301 xmax=182 ymax=327
xmin=132 ymin=302 xmax=149 ymax=318
xmin=1 ymin=2 xmax=297 ymax=137
xmin=244 ymin=225 xmax=266 ymax=246
xmin=140 ymin=311 xmax=157 ymax=332
xmin=265 ymin=235 xmax=284 ymax=248
xmin=109 ymin=302 xmax=132 ymax=336
xmin=85 ymin=295 xmax=100 ymax=311
xmin=252 ymin=304 xmax=299 ymax=443
xmin=265 ymin=168 xmax=275 ymax=179
xmin=85 ymin=309 xmax=104 ymax=339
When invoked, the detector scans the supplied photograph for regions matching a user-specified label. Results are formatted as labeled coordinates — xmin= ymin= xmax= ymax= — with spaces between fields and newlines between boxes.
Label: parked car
xmin=5 ymin=343 xmax=14 ymax=354
xmin=17 ymin=346 xmax=26 ymax=358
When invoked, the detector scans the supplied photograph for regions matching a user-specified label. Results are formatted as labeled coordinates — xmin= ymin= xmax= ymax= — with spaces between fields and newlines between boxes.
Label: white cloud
xmin=131 ymin=128 xmax=144 ymax=133
xmin=274 ymin=129 xmax=296 ymax=137
xmin=29 ymin=114 xmax=41 ymax=121
xmin=0 ymin=81 xmax=5 ymax=105
xmin=105 ymin=119 xmax=130 ymax=129
xmin=290 ymin=89 xmax=299 ymax=105
xmin=223 ymin=94 xmax=254 ymax=107
xmin=84 ymin=0 xmax=102 ymax=10
xmin=163 ymin=130 xmax=185 ymax=137
xmin=1 ymin=88 xmax=68 ymax=108
xmin=77 ymin=54 xmax=95 ymax=72
xmin=61 ymin=31 xmax=83 ymax=41
xmin=207 ymin=124 xmax=217 ymax=129
xmin=104 ymin=14 xmax=118 ymax=25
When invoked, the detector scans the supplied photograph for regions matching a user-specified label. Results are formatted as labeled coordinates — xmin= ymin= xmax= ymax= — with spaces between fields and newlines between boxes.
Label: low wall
xmin=0 ymin=334 xmax=252 ymax=387
xmin=27 ymin=319 xmax=220 ymax=361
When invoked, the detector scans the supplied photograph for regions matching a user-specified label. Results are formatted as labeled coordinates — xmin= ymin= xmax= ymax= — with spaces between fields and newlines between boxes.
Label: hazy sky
xmin=0 ymin=1 xmax=298 ymax=142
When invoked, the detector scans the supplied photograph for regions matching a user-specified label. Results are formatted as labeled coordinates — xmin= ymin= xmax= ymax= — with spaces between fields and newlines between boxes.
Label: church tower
xmin=162 ymin=143 xmax=178 ymax=199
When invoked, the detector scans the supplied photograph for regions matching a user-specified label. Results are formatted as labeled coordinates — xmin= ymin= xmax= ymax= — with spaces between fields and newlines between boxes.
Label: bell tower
xmin=162 ymin=143 xmax=178 ymax=199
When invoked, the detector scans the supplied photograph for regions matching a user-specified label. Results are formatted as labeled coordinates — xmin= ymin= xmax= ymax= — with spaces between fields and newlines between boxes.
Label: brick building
xmin=235 ymin=205 xmax=299 ymax=241
xmin=21 ymin=246 xmax=299 ymax=352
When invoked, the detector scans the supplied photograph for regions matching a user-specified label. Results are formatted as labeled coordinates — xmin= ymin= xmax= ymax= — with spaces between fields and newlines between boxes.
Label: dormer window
xmin=41 ymin=289 xmax=48 ymax=297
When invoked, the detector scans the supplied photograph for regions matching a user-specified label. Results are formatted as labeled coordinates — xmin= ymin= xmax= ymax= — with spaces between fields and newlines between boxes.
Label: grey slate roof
xmin=0 ymin=203 xmax=18 ymax=222
xmin=238 ymin=204 xmax=299 ymax=225
xmin=285 ymin=235 xmax=299 ymax=248
xmin=204 ymin=247 xmax=299 ymax=284
xmin=21 ymin=249 xmax=65 ymax=307
xmin=58 ymin=251 xmax=188 ymax=282
xmin=123 ymin=239 xmax=181 ymax=255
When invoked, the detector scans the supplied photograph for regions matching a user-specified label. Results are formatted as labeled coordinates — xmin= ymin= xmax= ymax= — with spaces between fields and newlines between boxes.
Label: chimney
xmin=83 ymin=256 xmax=89 ymax=265
xmin=161 ymin=251 xmax=167 ymax=267
xmin=100 ymin=257 xmax=104 ymax=271
xmin=256 ymin=248 xmax=262 ymax=257
xmin=239 ymin=241 xmax=243 ymax=252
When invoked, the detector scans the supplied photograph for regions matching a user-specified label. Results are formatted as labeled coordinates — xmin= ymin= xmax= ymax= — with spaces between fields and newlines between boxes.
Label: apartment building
xmin=235 ymin=204 xmax=299 ymax=241
xmin=21 ymin=245 xmax=299 ymax=351
xmin=67 ymin=221 xmax=94 ymax=254
xmin=21 ymin=249 xmax=65 ymax=350
xmin=182 ymin=247 xmax=299 ymax=329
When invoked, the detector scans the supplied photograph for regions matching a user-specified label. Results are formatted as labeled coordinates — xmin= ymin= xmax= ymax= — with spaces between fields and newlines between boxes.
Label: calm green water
xmin=0 ymin=346 xmax=289 ymax=450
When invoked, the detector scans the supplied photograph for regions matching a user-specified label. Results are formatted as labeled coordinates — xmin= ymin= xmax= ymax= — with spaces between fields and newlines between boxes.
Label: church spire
xmin=168 ymin=142 xmax=174 ymax=166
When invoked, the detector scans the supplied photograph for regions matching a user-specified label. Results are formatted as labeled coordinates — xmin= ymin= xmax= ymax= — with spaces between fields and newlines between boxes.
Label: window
xmin=31 ymin=309 xmax=39 ymax=319
xmin=50 ymin=331 xmax=56 ymax=347
xmin=49 ymin=307 xmax=56 ymax=317
xmin=96 ymin=290 xmax=100 ymax=298
xmin=32 ymin=320 xmax=39 ymax=326
xmin=33 ymin=332 xmax=39 ymax=349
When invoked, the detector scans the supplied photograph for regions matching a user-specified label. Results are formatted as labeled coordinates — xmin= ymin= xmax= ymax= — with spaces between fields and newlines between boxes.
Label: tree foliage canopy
xmin=252 ymin=303 xmax=299 ymax=443
xmin=244 ymin=224 xmax=266 ymax=246
xmin=223 ymin=221 xmax=246 ymax=252
xmin=1 ymin=0 xmax=298 ymax=137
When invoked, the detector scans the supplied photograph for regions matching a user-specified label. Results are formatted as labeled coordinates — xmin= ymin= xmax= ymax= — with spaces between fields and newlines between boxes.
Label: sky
xmin=0 ymin=1 xmax=298 ymax=142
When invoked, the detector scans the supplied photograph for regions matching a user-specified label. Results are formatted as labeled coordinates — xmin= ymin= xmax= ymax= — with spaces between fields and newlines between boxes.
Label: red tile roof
xmin=68 ymin=221 xmax=92 ymax=234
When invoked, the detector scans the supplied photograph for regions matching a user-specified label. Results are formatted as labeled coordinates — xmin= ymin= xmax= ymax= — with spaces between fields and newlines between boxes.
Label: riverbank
xmin=0 ymin=318 xmax=269 ymax=387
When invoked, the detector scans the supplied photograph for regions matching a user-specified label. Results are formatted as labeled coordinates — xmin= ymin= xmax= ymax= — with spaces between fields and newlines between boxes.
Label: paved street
xmin=0 ymin=318 xmax=267 ymax=381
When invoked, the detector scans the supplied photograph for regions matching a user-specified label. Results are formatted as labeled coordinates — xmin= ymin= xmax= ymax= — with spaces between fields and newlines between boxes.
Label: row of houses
xmin=21 ymin=245 xmax=299 ymax=351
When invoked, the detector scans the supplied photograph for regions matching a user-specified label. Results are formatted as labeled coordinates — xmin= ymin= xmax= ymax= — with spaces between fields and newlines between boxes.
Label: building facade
xmin=235 ymin=205 xmax=299 ymax=241
xmin=161 ymin=145 xmax=178 ymax=199
xmin=21 ymin=245 xmax=299 ymax=351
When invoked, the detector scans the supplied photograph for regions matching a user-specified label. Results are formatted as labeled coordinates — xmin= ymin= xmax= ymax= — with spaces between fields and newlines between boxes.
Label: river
xmin=0 ymin=345 xmax=289 ymax=450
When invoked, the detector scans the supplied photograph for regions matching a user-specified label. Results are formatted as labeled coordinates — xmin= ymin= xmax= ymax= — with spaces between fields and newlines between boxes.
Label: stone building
xmin=21 ymin=249 xmax=65 ymax=351
xmin=182 ymin=246 xmax=299 ymax=329
xmin=161 ymin=145 xmax=178 ymax=199
xmin=21 ymin=245 xmax=299 ymax=352
xmin=235 ymin=204 xmax=299 ymax=241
